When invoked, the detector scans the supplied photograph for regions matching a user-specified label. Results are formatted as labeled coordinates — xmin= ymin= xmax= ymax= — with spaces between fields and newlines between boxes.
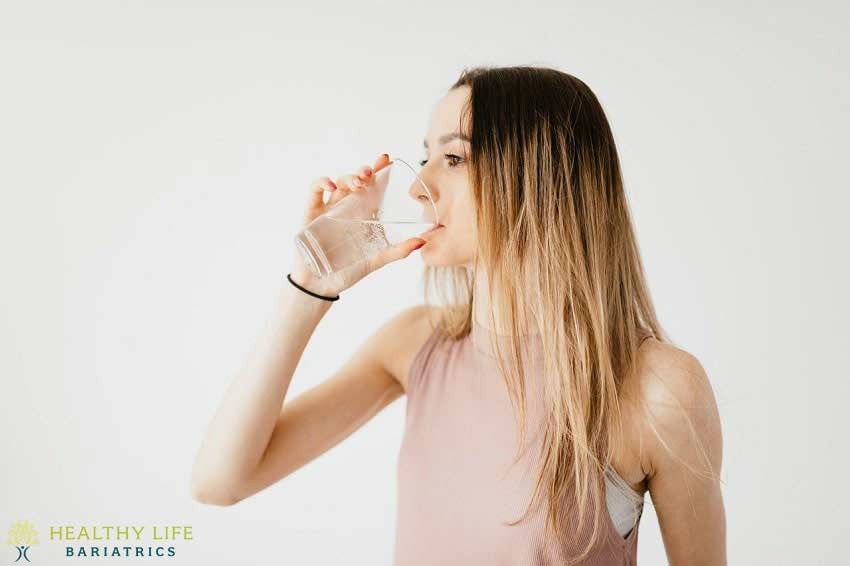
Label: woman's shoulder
xmin=373 ymin=304 xmax=449 ymax=393
xmin=620 ymin=336 xmax=722 ymax=481
xmin=627 ymin=337 xmax=716 ymax=418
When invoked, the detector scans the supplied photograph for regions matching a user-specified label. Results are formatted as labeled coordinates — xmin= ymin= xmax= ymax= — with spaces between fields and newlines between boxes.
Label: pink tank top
xmin=393 ymin=319 xmax=650 ymax=565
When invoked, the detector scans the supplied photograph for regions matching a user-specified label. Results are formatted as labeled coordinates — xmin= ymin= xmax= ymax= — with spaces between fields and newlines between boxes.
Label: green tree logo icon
xmin=6 ymin=520 xmax=38 ymax=562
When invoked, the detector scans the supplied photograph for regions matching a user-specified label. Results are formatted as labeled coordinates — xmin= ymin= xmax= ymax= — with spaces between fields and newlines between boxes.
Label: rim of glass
xmin=388 ymin=155 xmax=440 ymax=226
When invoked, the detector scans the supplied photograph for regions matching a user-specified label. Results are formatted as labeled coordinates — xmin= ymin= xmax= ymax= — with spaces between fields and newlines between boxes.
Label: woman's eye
xmin=445 ymin=154 xmax=465 ymax=167
xmin=418 ymin=154 xmax=465 ymax=168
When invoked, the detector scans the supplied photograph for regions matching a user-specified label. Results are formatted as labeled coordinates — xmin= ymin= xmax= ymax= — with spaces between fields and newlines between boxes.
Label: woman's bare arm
xmin=190 ymin=154 xmax=429 ymax=506
xmin=190 ymin=281 xmax=334 ymax=505
xmin=189 ymin=287 xmax=433 ymax=506
xmin=639 ymin=345 xmax=727 ymax=565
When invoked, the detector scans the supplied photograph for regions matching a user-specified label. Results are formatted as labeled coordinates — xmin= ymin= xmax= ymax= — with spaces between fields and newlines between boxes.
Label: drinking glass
xmin=294 ymin=156 xmax=439 ymax=279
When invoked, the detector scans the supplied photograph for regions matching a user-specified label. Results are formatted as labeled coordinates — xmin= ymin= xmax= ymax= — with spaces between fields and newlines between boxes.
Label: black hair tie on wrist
xmin=286 ymin=273 xmax=340 ymax=302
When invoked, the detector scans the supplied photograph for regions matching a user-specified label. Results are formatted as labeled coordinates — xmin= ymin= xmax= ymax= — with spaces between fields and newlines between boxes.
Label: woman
xmin=191 ymin=65 xmax=726 ymax=565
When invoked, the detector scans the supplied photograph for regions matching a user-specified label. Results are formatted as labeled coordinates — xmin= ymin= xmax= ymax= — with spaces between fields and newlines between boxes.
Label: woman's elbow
xmin=191 ymin=483 xmax=241 ymax=506
xmin=190 ymin=473 xmax=242 ymax=507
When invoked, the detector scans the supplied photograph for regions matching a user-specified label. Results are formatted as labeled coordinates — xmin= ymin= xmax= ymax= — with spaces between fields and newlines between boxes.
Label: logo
xmin=6 ymin=520 xmax=38 ymax=562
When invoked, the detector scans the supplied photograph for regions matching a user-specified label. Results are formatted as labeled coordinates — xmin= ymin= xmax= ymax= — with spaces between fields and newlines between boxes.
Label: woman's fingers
xmin=308 ymin=154 xmax=391 ymax=220
xmin=344 ymin=169 xmax=370 ymax=191
xmin=328 ymin=169 xmax=368 ymax=206
xmin=358 ymin=164 xmax=373 ymax=184
xmin=305 ymin=176 xmax=338 ymax=221
xmin=346 ymin=155 xmax=388 ymax=191
xmin=332 ymin=154 xmax=389 ymax=196
xmin=372 ymin=153 xmax=391 ymax=173
xmin=328 ymin=174 xmax=354 ymax=207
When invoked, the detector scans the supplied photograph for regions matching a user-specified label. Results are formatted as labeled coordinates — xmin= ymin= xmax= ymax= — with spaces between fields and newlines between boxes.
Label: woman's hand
xmin=290 ymin=153 xmax=427 ymax=297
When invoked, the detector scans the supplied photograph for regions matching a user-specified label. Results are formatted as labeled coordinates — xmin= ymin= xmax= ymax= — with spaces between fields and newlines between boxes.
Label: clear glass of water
xmin=294 ymin=156 xmax=439 ymax=279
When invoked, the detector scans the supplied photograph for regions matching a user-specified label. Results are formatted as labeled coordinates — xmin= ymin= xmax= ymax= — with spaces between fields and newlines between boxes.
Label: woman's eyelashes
xmin=418 ymin=154 xmax=465 ymax=168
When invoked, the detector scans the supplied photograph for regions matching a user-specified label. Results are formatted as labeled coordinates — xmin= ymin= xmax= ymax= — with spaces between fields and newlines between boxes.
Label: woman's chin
xmin=418 ymin=247 xmax=470 ymax=268
xmin=418 ymin=245 xmax=442 ymax=265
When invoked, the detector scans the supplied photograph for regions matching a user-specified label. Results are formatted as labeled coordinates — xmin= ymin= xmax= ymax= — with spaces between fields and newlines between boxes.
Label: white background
xmin=1 ymin=1 xmax=847 ymax=564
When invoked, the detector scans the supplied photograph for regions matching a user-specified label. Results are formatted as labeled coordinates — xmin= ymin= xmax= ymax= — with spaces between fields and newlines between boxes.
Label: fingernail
xmin=382 ymin=153 xmax=389 ymax=159
xmin=364 ymin=169 xmax=372 ymax=177
xmin=414 ymin=241 xmax=426 ymax=250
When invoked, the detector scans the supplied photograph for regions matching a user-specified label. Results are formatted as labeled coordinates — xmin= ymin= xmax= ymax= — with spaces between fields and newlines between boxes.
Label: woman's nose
xmin=408 ymin=178 xmax=439 ymax=221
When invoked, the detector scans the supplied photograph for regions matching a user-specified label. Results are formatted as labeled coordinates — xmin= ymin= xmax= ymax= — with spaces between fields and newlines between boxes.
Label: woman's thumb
xmin=371 ymin=237 xmax=426 ymax=270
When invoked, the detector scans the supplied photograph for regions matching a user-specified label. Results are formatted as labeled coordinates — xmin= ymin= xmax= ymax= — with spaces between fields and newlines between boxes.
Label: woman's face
xmin=416 ymin=86 xmax=477 ymax=269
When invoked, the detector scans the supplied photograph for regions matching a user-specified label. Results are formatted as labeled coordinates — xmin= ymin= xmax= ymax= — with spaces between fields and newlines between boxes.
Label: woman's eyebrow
xmin=423 ymin=132 xmax=471 ymax=149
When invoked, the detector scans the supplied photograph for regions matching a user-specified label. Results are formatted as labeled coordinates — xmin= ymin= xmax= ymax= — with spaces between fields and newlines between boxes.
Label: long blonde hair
xmin=422 ymin=65 xmax=700 ymax=562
